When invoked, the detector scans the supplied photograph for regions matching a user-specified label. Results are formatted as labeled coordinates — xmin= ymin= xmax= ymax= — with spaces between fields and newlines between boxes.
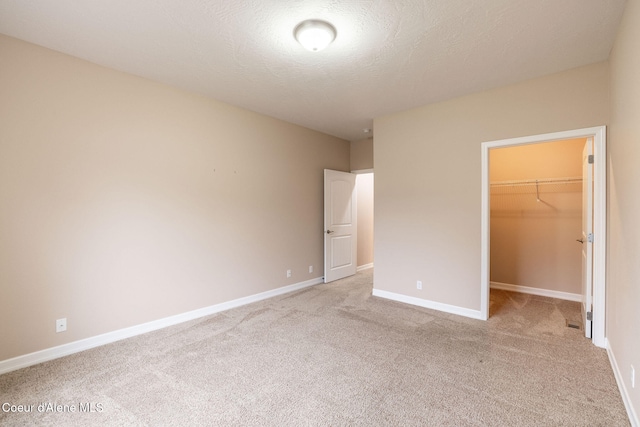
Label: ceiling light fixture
xmin=294 ymin=20 xmax=337 ymax=52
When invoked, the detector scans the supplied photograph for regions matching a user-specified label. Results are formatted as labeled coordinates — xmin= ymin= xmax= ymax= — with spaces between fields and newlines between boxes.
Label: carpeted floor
xmin=0 ymin=269 xmax=629 ymax=426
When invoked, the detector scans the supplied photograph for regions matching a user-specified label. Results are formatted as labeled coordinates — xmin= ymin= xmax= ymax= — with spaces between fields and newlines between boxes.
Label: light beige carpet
xmin=0 ymin=270 xmax=629 ymax=426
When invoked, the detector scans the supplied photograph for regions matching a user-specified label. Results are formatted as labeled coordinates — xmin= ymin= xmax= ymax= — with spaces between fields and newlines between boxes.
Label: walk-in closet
xmin=489 ymin=138 xmax=586 ymax=300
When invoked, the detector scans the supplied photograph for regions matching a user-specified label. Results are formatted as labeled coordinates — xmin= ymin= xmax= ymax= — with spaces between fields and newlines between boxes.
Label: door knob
xmin=576 ymin=239 xmax=584 ymax=243
xmin=326 ymin=230 xmax=334 ymax=234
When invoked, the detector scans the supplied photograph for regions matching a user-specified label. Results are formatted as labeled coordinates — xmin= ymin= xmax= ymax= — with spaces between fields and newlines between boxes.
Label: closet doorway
xmin=480 ymin=127 xmax=606 ymax=347
xmin=489 ymin=139 xmax=584 ymax=301
xmin=354 ymin=171 xmax=374 ymax=272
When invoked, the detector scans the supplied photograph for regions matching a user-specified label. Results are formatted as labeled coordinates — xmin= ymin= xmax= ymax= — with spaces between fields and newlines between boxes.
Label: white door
xmin=581 ymin=138 xmax=594 ymax=339
xmin=324 ymin=169 xmax=357 ymax=283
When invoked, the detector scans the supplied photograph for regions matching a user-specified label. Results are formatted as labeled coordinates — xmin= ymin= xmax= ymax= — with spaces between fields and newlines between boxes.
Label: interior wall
xmin=490 ymin=139 xmax=585 ymax=296
xmin=608 ymin=0 xmax=640 ymax=419
xmin=350 ymin=138 xmax=374 ymax=171
xmin=373 ymin=61 xmax=609 ymax=312
xmin=0 ymin=35 xmax=350 ymax=361
xmin=356 ymin=173 xmax=374 ymax=268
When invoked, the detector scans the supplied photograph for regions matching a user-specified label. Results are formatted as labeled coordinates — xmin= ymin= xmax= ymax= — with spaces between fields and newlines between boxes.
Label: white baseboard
xmin=372 ymin=289 xmax=483 ymax=320
xmin=357 ymin=263 xmax=374 ymax=272
xmin=490 ymin=281 xmax=582 ymax=302
xmin=0 ymin=277 xmax=323 ymax=375
xmin=606 ymin=338 xmax=639 ymax=427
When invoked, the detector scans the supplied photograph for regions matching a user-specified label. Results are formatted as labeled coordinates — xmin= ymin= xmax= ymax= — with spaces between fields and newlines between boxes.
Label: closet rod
xmin=490 ymin=176 xmax=582 ymax=187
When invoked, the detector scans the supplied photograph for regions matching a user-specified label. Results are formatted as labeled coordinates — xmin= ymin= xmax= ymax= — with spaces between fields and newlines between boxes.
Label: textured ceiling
xmin=0 ymin=0 xmax=627 ymax=141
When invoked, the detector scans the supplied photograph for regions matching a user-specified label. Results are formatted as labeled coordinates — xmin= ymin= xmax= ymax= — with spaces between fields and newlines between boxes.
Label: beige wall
xmin=490 ymin=139 xmax=585 ymax=295
xmin=0 ymin=35 xmax=349 ymax=361
xmin=373 ymin=62 xmax=609 ymax=311
xmin=356 ymin=173 xmax=374 ymax=267
xmin=350 ymin=138 xmax=374 ymax=171
xmin=609 ymin=0 xmax=640 ymax=417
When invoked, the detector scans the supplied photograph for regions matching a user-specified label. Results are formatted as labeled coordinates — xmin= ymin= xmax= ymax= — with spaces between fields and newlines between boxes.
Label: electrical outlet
xmin=417 ymin=280 xmax=423 ymax=290
xmin=56 ymin=318 xmax=67 ymax=333
xmin=632 ymin=365 xmax=635 ymax=388
xmin=309 ymin=265 xmax=313 ymax=273
xmin=286 ymin=269 xmax=292 ymax=278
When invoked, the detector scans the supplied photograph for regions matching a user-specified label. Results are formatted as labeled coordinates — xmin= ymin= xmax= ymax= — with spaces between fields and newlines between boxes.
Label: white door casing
xmin=581 ymin=138 xmax=594 ymax=338
xmin=324 ymin=169 xmax=357 ymax=283
xmin=481 ymin=126 xmax=606 ymax=348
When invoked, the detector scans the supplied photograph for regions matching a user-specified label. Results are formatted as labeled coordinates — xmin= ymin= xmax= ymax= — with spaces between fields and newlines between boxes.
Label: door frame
xmin=351 ymin=169 xmax=374 ymax=272
xmin=480 ymin=126 xmax=607 ymax=347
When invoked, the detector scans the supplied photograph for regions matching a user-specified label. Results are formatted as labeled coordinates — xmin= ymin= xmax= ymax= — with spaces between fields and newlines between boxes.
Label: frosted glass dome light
xmin=294 ymin=20 xmax=337 ymax=52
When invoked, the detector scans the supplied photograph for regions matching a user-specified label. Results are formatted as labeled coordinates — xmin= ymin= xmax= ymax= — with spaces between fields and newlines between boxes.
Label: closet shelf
xmin=490 ymin=176 xmax=582 ymax=187
xmin=490 ymin=176 xmax=583 ymax=197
